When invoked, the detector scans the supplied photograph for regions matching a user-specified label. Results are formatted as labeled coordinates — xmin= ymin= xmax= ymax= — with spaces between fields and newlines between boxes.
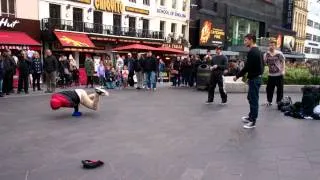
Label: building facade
xmin=292 ymin=0 xmax=308 ymax=53
xmin=304 ymin=0 xmax=320 ymax=60
xmin=39 ymin=0 xmax=190 ymax=67
xmin=189 ymin=0 xmax=296 ymax=58
xmin=0 ymin=0 xmax=41 ymax=51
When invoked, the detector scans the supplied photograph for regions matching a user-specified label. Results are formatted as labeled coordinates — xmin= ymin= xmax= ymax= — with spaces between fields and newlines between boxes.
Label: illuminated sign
xmin=125 ymin=6 xmax=149 ymax=15
xmin=0 ymin=17 xmax=20 ymax=29
xmin=94 ymin=0 xmax=124 ymax=13
xmin=69 ymin=0 xmax=91 ymax=4
xmin=199 ymin=20 xmax=225 ymax=46
xmin=162 ymin=43 xmax=183 ymax=50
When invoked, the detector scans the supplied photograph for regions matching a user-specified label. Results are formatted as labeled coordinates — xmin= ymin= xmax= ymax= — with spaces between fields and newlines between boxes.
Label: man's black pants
xmin=266 ymin=75 xmax=284 ymax=103
xmin=3 ymin=72 xmax=13 ymax=94
xmin=18 ymin=75 xmax=29 ymax=93
xmin=208 ymin=73 xmax=227 ymax=102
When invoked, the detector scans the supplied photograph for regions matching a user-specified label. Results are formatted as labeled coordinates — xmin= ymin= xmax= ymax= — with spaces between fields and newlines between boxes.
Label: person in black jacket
xmin=31 ymin=52 xmax=43 ymax=91
xmin=0 ymin=54 xmax=4 ymax=97
xmin=206 ymin=46 xmax=228 ymax=104
xmin=2 ymin=49 xmax=16 ymax=95
xmin=44 ymin=49 xmax=58 ymax=93
xmin=142 ymin=51 xmax=157 ymax=90
xmin=134 ymin=54 xmax=143 ymax=89
xmin=17 ymin=51 xmax=31 ymax=94
xmin=124 ymin=53 xmax=135 ymax=87
xmin=234 ymin=34 xmax=264 ymax=129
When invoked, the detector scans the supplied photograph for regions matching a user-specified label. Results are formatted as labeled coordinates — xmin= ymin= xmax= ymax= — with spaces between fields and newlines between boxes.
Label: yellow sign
xmin=125 ymin=6 xmax=149 ymax=15
xmin=94 ymin=0 xmax=124 ymax=13
xmin=70 ymin=0 xmax=91 ymax=4
xmin=211 ymin=28 xmax=225 ymax=40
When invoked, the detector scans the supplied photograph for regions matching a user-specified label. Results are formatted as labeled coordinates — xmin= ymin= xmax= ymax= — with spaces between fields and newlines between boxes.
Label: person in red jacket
xmin=50 ymin=87 xmax=108 ymax=116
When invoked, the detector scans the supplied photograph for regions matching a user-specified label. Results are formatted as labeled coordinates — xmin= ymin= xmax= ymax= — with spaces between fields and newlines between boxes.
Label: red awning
xmin=0 ymin=31 xmax=41 ymax=46
xmin=113 ymin=44 xmax=158 ymax=51
xmin=155 ymin=47 xmax=187 ymax=54
xmin=54 ymin=31 xmax=95 ymax=48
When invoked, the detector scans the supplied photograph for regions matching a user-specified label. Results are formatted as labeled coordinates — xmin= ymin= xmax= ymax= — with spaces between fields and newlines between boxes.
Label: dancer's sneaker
xmin=241 ymin=116 xmax=251 ymax=123
xmin=205 ymin=100 xmax=214 ymax=105
xmin=243 ymin=122 xmax=256 ymax=129
xmin=95 ymin=87 xmax=109 ymax=96
xmin=263 ymin=102 xmax=272 ymax=106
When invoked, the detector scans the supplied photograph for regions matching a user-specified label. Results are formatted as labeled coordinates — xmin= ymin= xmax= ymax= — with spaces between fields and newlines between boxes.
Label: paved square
xmin=0 ymin=88 xmax=320 ymax=180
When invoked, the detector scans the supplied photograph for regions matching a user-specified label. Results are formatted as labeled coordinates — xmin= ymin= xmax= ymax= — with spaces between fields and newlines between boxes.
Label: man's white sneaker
xmin=243 ymin=122 xmax=256 ymax=129
xmin=205 ymin=101 xmax=214 ymax=105
xmin=95 ymin=87 xmax=109 ymax=96
xmin=241 ymin=116 xmax=251 ymax=123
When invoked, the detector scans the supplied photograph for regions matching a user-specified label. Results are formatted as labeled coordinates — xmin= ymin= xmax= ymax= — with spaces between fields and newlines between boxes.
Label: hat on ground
xmin=81 ymin=160 xmax=104 ymax=169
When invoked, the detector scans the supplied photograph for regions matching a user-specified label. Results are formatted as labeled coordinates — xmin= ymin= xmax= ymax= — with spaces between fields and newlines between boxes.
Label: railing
xmin=41 ymin=18 xmax=165 ymax=40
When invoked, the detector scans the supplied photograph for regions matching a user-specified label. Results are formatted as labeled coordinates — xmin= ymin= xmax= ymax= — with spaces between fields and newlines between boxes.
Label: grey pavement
xmin=0 ymin=87 xmax=320 ymax=180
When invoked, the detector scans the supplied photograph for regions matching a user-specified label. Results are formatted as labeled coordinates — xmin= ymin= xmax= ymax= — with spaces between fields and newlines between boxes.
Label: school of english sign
xmin=156 ymin=8 xmax=186 ymax=18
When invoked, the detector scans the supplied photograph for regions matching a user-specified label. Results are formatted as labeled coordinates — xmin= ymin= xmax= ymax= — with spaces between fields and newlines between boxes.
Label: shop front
xmin=0 ymin=16 xmax=41 ymax=88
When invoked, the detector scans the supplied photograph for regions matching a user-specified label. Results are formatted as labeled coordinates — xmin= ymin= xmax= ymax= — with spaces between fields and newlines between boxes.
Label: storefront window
xmin=228 ymin=16 xmax=260 ymax=46
xmin=1 ymin=0 xmax=15 ymax=18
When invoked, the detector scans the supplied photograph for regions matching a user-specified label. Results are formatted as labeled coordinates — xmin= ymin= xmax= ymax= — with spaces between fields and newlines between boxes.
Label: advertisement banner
xmin=282 ymin=35 xmax=295 ymax=53
xmin=199 ymin=20 xmax=225 ymax=47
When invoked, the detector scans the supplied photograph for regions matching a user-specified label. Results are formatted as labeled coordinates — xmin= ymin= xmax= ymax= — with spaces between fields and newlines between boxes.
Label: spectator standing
xmin=0 ymin=54 xmax=4 ymax=97
xmin=59 ymin=55 xmax=71 ymax=88
xmin=31 ymin=52 xmax=43 ymax=91
xmin=234 ymin=34 xmax=264 ymax=129
xmin=84 ymin=54 xmax=94 ymax=88
xmin=116 ymin=54 xmax=124 ymax=71
xmin=17 ymin=51 xmax=31 ymax=94
xmin=142 ymin=51 xmax=157 ymax=90
xmin=122 ymin=65 xmax=129 ymax=88
xmin=264 ymin=40 xmax=285 ymax=106
xmin=158 ymin=59 xmax=166 ymax=84
xmin=206 ymin=46 xmax=228 ymax=104
xmin=170 ymin=57 xmax=181 ymax=87
xmin=124 ymin=53 xmax=135 ymax=87
xmin=97 ymin=60 xmax=106 ymax=88
xmin=2 ymin=49 xmax=16 ymax=95
xmin=44 ymin=49 xmax=58 ymax=93
xmin=134 ymin=54 xmax=144 ymax=89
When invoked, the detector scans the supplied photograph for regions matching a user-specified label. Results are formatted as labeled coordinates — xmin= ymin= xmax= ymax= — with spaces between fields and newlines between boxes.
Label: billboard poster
xmin=199 ymin=20 xmax=225 ymax=47
xmin=282 ymin=35 xmax=295 ymax=53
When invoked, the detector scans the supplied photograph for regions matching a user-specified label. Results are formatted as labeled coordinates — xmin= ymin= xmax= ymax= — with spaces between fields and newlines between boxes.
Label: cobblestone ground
xmin=0 ymin=87 xmax=320 ymax=180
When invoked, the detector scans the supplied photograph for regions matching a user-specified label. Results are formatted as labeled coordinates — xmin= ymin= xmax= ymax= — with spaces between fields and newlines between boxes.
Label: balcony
xmin=41 ymin=18 xmax=165 ymax=40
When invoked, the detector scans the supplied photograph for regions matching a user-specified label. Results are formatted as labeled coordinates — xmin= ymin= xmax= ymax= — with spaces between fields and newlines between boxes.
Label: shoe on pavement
xmin=241 ymin=116 xmax=252 ymax=123
xmin=95 ymin=87 xmax=109 ymax=96
xmin=72 ymin=111 xmax=82 ymax=117
xmin=205 ymin=101 xmax=214 ymax=105
xmin=264 ymin=102 xmax=272 ymax=106
xmin=243 ymin=122 xmax=256 ymax=129
xmin=220 ymin=100 xmax=227 ymax=105
xmin=81 ymin=160 xmax=104 ymax=169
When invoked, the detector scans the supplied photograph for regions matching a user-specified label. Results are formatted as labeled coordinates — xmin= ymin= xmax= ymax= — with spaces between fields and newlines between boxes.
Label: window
xmin=213 ymin=2 xmax=218 ymax=12
xmin=143 ymin=0 xmax=150 ymax=5
xmin=160 ymin=0 xmax=165 ymax=6
xmin=113 ymin=14 xmax=121 ymax=35
xmin=311 ymin=48 xmax=318 ymax=54
xmin=306 ymin=33 xmax=312 ymax=40
xmin=305 ymin=47 xmax=311 ymax=53
xmin=73 ymin=8 xmax=83 ymax=31
xmin=129 ymin=0 xmax=136 ymax=2
xmin=181 ymin=25 xmax=186 ymax=36
xmin=160 ymin=21 xmax=165 ymax=32
xmin=182 ymin=0 xmax=187 ymax=11
xmin=313 ymin=35 xmax=317 ymax=41
xmin=93 ymin=11 xmax=103 ymax=33
xmin=49 ymin=4 xmax=61 ymax=19
xmin=1 ymin=0 xmax=15 ymax=18
xmin=172 ymin=0 xmax=176 ymax=9
xmin=171 ymin=23 xmax=176 ymax=33
xmin=315 ymin=22 xmax=320 ymax=29
xmin=142 ymin=19 xmax=149 ymax=30
xmin=308 ymin=19 xmax=313 ymax=27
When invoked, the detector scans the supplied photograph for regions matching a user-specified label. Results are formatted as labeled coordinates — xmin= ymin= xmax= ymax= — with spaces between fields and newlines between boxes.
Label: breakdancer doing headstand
xmin=50 ymin=87 xmax=109 ymax=116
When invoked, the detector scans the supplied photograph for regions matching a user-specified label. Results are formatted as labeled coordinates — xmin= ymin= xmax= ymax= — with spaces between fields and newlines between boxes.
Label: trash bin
xmin=196 ymin=64 xmax=211 ymax=90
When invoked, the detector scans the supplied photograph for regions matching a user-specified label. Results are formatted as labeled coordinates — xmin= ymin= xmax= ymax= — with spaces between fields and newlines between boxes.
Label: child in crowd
xmin=97 ymin=61 xmax=106 ymax=88
xmin=105 ymin=66 xmax=115 ymax=89
xmin=122 ymin=65 xmax=129 ymax=88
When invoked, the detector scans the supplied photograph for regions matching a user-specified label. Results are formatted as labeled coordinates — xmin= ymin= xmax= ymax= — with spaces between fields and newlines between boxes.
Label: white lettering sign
xmin=0 ymin=18 xmax=20 ymax=29
xmin=157 ymin=8 xmax=186 ymax=18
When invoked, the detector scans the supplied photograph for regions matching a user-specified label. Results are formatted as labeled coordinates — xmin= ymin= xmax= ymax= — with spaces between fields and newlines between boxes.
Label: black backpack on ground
xmin=278 ymin=96 xmax=293 ymax=111
xmin=301 ymin=86 xmax=320 ymax=116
